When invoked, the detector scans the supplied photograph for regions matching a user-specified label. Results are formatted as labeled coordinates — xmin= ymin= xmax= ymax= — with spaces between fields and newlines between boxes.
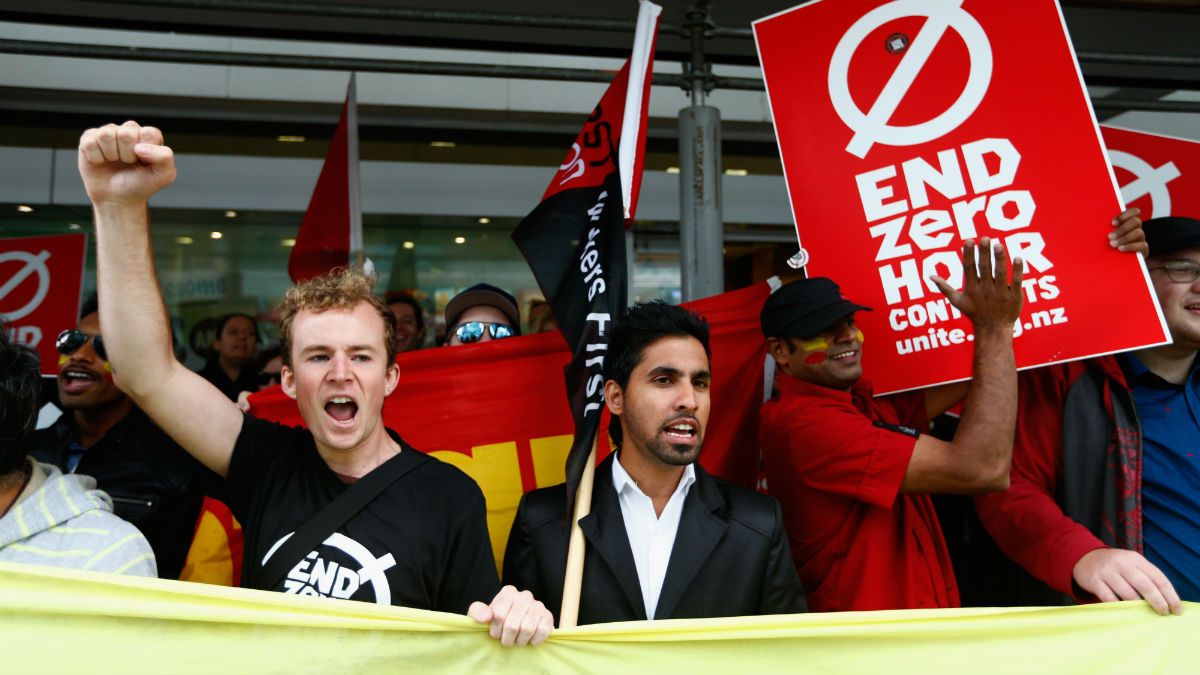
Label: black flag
xmin=512 ymin=39 xmax=656 ymax=513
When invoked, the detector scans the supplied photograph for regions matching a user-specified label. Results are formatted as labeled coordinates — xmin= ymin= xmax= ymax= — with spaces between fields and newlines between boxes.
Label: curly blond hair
xmin=278 ymin=267 xmax=397 ymax=366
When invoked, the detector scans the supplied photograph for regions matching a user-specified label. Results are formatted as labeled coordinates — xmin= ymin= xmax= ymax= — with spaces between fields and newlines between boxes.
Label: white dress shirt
xmin=611 ymin=454 xmax=696 ymax=619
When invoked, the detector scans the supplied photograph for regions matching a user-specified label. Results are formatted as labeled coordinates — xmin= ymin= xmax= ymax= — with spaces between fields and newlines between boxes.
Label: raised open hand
xmin=929 ymin=237 xmax=1024 ymax=332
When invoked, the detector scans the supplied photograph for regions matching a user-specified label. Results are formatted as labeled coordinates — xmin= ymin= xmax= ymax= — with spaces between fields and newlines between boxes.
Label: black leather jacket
xmin=31 ymin=408 xmax=220 ymax=579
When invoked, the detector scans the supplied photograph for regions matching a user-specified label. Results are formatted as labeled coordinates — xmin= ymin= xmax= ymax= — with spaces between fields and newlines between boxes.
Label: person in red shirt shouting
xmin=758 ymin=238 xmax=1025 ymax=612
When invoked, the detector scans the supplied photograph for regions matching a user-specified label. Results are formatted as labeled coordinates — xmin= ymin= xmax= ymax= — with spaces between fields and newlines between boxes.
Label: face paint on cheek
xmin=58 ymin=355 xmax=69 ymax=368
xmin=102 ymin=362 xmax=113 ymax=376
xmin=856 ymin=329 xmax=865 ymax=344
xmin=801 ymin=337 xmax=830 ymax=365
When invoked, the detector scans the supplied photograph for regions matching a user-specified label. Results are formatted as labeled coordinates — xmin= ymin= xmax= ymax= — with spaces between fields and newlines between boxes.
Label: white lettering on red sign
xmin=855 ymin=138 xmax=1052 ymax=315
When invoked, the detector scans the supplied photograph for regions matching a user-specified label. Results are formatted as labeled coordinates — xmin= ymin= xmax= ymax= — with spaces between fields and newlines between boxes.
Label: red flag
xmin=539 ymin=1 xmax=659 ymax=226
xmin=288 ymin=74 xmax=362 ymax=283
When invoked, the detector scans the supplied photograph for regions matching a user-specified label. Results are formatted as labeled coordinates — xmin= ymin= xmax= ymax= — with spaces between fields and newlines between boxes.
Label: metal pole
xmin=109 ymin=0 xmax=644 ymax=32
xmin=0 ymin=38 xmax=676 ymax=85
xmin=626 ymin=229 xmax=637 ymax=307
xmin=677 ymin=1 xmax=724 ymax=302
xmin=79 ymin=1 xmax=1200 ymax=73
xmin=3 ymin=39 xmax=1197 ymax=111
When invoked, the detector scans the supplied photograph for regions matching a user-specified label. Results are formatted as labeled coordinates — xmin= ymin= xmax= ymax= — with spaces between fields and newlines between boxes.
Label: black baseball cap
xmin=760 ymin=277 xmax=871 ymax=339
xmin=1144 ymin=216 xmax=1200 ymax=256
xmin=444 ymin=283 xmax=522 ymax=334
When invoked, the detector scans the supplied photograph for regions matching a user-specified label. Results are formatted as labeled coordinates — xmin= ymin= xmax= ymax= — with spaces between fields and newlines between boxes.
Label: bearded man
xmin=502 ymin=301 xmax=806 ymax=625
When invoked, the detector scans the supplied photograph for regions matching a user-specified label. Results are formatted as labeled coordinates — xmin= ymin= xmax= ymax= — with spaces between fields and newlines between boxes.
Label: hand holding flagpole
xmin=558 ymin=439 xmax=597 ymax=627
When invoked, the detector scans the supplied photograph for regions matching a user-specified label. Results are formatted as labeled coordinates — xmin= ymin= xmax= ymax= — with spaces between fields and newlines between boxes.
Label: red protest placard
xmin=0 ymin=234 xmax=87 ymax=374
xmin=754 ymin=0 xmax=1168 ymax=395
xmin=1102 ymin=125 xmax=1200 ymax=221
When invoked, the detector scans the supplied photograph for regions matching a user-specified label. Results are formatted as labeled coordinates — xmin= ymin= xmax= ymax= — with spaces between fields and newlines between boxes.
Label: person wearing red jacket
xmin=758 ymin=211 xmax=1147 ymax=613
xmin=976 ymin=216 xmax=1199 ymax=617
xmin=759 ymin=238 xmax=1025 ymax=612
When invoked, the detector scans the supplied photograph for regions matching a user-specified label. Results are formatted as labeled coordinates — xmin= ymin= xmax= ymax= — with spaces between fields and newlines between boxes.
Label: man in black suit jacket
xmin=503 ymin=302 xmax=806 ymax=625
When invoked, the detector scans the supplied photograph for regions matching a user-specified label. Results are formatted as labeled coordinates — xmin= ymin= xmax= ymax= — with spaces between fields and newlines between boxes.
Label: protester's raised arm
xmin=900 ymin=238 xmax=1022 ymax=494
xmin=920 ymin=210 xmax=1144 ymax=421
xmin=81 ymin=121 xmax=242 ymax=477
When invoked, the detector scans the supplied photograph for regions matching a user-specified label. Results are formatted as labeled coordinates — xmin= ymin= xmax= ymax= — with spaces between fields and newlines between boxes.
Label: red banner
xmin=0 ymin=234 xmax=87 ymax=374
xmin=1102 ymin=125 xmax=1200 ymax=220
xmin=247 ymin=282 xmax=772 ymax=565
xmin=754 ymin=0 xmax=1168 ymax=395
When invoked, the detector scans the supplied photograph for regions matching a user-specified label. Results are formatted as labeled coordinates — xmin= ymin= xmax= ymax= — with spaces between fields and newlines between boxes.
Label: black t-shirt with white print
xmin=227 ymin=415 xmax=500 ymax=613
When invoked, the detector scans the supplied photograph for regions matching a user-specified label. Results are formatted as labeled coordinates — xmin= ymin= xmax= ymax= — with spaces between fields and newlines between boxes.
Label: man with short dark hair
xmin=976 ymin=216 xmax=1197 ymax=616
xmin=199 ymin=313 xmax=259 ymax=401
xmin=384 ymin=292 xmax=426 ymax=353
xmin=31 ymin=295 xmax=212 ymax=579
xmin=759 ymin=239 xmax=1024 ymax=612
xmin=1 ymin=325 xmax=155 ymax=576
xmin=443 ymin=284 xmax=521 ymax=346
xmin=503 ymin=301 xmax=806 ymax=625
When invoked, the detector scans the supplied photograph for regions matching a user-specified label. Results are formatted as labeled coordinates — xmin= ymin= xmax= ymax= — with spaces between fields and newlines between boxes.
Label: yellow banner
xmin=1 ymin=562 xmax=1194 ymax=674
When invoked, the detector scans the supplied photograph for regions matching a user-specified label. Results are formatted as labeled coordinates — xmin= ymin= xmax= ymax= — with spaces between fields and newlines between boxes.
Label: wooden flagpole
xmin=558 ymin=0 xmax=660 ymax=631
xmin=558 ymin=438 xmax=598 ymax=628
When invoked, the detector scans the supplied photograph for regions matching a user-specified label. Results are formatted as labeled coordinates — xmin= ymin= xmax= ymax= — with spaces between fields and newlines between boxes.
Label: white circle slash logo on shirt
xmin=263 ymin=532 xmax=397 ymax=605
xmin=828 ymin=0 xmax=993 ymax=159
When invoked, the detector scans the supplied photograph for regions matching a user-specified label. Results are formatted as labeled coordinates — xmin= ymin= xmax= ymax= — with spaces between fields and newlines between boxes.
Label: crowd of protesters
xmin=1 ymin=119 xmax=1195 ymax=649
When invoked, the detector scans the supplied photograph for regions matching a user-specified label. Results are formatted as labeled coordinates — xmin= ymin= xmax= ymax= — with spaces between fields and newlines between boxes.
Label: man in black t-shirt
xmin=233 ymin=414 xmax=497 ymax=610
xmin=79 ymin=121 xmax=552 ymax=646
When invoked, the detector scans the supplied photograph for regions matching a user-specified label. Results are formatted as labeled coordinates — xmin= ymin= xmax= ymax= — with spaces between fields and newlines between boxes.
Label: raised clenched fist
xmin=78 ymin=121 xmax=176 ymax=207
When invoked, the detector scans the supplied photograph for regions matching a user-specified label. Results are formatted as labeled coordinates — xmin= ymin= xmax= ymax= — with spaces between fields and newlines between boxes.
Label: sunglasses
xmin=453 ymin=321 xmax=515 ymax=344
xmin=256 ymin=371 xmax=283 ymax=387
xmin=56 ymin=329 xmax=107 ymax=361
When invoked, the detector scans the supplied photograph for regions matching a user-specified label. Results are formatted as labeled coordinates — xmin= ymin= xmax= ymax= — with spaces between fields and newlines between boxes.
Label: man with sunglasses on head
xmin=443 ymin=284 xmax=521 ymax=347
xmin=385 ymin=291 xmax=427 ymax=353
xmin=977 ymin=215 xmax=1199 ymax=616
xmin=199 ymin=313 xmax=261 ymax=401
xmin=76 ymin=120 xmax=553 ymax=647
xmin=30 ymin=294 xmax=215 ymax=579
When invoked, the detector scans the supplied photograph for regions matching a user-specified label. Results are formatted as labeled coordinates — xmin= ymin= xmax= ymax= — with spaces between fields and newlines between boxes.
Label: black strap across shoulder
xmin=252 ymin=449 xmax=420 ymax=592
